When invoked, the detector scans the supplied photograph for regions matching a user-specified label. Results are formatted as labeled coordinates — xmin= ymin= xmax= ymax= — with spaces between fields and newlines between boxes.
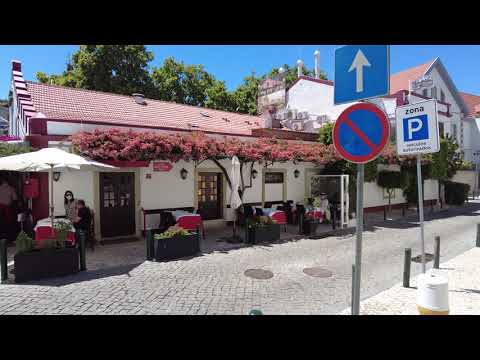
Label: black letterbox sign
xmin=265 ymin=172 xmax=284 ymax=184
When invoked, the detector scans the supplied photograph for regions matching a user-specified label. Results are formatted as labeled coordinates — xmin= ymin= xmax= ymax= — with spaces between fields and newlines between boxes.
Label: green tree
xmin=205 ymin=80 xmax=236 ymax=112
xmin=318 ymin=122 xmax=334 ymax=145
xmin=267 ymin=63 xmax=327 ymax=88
xmin=430 ymin=136 xmax=464 ymax=207
xmin=230 ymin=75 xmax=261 ymax=115
xmin=151 ymin=57 xmax=217 ymax=107
xmin=377 ymin=170 xmax=405 ymax=214
xmin=37 ymin=45 xmax=155 ymax=97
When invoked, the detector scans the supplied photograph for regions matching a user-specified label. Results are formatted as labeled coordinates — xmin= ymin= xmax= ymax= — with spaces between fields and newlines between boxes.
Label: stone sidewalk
xmin=338 ymin=247 xmax=480 ymax=315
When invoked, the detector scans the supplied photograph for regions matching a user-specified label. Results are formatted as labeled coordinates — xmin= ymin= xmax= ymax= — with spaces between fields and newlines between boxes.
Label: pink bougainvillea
xmin=0 ymin=135 xmax=21 ymax=142
xmin=71 ymin=129 xmax=339 ymax=165
xmin=70 ymin=129 xmax=428 ymax=167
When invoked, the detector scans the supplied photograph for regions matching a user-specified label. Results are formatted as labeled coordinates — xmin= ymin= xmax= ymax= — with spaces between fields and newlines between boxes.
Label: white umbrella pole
xmin=49 ymin=164 xmax=54 ymax=232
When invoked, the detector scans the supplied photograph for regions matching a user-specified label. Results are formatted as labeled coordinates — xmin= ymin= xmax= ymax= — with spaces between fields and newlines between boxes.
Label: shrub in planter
xmin=15 ymin=231 xmax=33 ymax=254
xmin=301 ymin=214 xmax=319 ymax=235
xmin=153 ymin=226 xmax=200 ymax=261
xmin=246 ymin=216 xmax=280 ymax=244
xmin=13 ymin=225 xmax=79 ymax=283
xmin=444 ymin=181 xmax=470 ymax=205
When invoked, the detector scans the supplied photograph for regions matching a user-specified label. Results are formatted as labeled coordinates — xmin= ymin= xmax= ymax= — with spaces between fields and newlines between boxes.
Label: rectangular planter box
xmin=247 ymin=224 xmax=281 ymax=244
xmin=302 ymin=219 xmax=319 ymax=236
xmin=14 ymin=247 xmax=80 ymax=283
xmin=154 ymin=233 xmax=200 ymax=261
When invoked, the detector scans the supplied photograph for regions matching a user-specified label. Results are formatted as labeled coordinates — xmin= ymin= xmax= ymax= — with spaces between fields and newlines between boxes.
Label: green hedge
xmin=444 ymin=181 xmax=470 ymax=205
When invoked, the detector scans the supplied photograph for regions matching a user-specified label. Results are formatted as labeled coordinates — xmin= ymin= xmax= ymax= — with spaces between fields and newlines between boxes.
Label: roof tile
xmin=460 ymin=92 xmax=480 ymax=117
xmin=26 ymin=81 xmax=265 ymax=136
xmin=389 ymin=60 xmax=435 ymax=94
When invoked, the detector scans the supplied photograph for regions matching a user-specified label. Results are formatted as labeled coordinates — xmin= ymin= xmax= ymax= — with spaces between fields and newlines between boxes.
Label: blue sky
xmin=1 ymin=45 xmax=479 ymax=99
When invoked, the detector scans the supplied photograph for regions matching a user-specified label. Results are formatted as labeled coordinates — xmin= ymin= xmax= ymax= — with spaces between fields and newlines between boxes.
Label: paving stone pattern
xmin=1 ymin=202 xmax=480 ymax=315
xmin=338 ymin=247 xmax=480 ymax=315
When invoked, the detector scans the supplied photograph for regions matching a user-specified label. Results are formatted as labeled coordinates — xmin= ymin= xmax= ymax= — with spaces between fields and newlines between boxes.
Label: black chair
xmin=255 ymin=207 xmax=264 ymax=216
xmin=282 ymin=202 xmax=293 ymax=224
xmin=264 ymin=203 xmax=272 ymax=208
xmin=243 ymin=205 xmax=254 ymax=218
xmin=159 ymin=211 xmax=176 ymax=232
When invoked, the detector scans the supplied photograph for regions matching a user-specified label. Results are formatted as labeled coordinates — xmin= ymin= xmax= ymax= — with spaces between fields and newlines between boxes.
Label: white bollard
xmin=416 ymin=272 xmax=449 ymax=315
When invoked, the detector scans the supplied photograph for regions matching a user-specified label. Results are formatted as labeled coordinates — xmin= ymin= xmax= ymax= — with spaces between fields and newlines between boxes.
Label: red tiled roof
xmin=26 ymin=81 xmax=265 ymax=136
xmin=460 ymin=92 xmax=480 ymax=117
xmin=389 ymin=60 xmax=435 ymax=94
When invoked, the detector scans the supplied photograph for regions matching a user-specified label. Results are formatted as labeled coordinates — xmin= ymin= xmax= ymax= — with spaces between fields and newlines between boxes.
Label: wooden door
xmin=197 ymin=172 xmax=222 ymax=220
xmin=99 ymin=172 xmax=135 ymax=237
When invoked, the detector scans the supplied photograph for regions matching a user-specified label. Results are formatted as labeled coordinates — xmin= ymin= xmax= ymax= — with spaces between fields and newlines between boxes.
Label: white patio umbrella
xmin=229 ymin=156 xmax=243 ymax=240
xmin=0 ymin=147 xmax=117 ymax=229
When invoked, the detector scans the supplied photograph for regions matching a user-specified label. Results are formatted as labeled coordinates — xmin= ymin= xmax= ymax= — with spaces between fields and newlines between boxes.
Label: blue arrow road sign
xmin=334 ymin=45 xmax=389 ymax=105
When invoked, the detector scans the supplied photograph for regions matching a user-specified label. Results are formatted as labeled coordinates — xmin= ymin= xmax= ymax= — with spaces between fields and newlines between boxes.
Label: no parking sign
xmin=333 ymin=102 xmax=390 ymax=164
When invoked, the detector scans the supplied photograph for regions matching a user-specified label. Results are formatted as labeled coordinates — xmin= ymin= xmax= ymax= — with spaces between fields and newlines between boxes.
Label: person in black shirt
xmin=73 ymin=199 xmax=91 ymax=248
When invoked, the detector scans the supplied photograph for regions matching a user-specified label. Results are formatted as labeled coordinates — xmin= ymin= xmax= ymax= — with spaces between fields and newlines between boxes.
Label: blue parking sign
xmin=334 ymin=45 xmax=390 ymax=105
xmin=395 ymin=99 xmax=440 ymax=155
xmin=403 ymin=114 xmax=429 ymax=141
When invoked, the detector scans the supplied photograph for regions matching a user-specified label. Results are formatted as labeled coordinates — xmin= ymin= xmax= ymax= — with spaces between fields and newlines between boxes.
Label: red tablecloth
xmin=34 ymin=227 xmax=76 ymax=244
xmin=175 ymin=214 xmax=205 ymax=239
xmin=305 ymin=210 xmax=326 ymax=222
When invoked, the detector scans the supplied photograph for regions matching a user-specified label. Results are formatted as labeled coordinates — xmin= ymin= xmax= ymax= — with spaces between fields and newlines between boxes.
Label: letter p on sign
xmin=403 ymin=114 xmax=428 ymax=141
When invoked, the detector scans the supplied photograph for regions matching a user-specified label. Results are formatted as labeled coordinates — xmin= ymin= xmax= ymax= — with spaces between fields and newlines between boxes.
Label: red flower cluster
xmin=71 ymin=129 xmax=341 ymax=165
xmin=0 ymin=135 xmax=21 ymax=142
xmin=71 ymin=129 xmax=429 ymax=167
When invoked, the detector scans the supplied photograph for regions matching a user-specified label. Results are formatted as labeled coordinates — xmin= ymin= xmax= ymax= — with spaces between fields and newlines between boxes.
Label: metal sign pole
xmin=409 ymin=80 xmax=427 ymax=274
xmin=352 ymin=163 xmax=364 ymax=315
xmin=416 ymin=155 xmax=426 ymax=273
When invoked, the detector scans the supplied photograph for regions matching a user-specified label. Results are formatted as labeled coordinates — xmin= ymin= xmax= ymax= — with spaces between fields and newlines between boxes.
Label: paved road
xmin=1 ymin=202 xmax=479 ymax=314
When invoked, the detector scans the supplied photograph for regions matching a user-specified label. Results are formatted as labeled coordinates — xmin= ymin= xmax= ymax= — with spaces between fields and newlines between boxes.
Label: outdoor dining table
xmin=34 ymin=218 xmax=76 ymax=244
xmin=305 ymin=207 xmax=326 ymax=222
xmin=171 ymin=211 xmax=206 ymax=239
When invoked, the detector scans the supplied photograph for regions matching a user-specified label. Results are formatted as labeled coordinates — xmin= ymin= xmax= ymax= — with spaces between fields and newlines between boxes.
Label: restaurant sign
xmin=153 ymin=161 xmax=173 ymax=172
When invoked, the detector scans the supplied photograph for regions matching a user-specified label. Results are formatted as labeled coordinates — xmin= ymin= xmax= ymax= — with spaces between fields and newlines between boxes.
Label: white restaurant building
xmin=7 ymin=54 xmax=479 ymax=241
xmin=8 ymin=60 xmax=325 ymax=241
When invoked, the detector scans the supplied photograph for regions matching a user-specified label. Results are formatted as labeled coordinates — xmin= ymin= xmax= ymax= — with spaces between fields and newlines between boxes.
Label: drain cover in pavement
xmin=411 ymin=253 xmax=434 ymax=263
xmin=244 ymin=269 xmax=274 ymax=280
xmin=303 ymin=267 xmax=333 ymax=278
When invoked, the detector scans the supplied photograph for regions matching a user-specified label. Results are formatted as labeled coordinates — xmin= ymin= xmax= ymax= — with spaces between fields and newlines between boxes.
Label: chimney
xmin=12 ymin=60 xmax=21 ymax=72
xmin=314 ymin=50 xmax=320 ymax=79
xmin=132 ymin=93 xmax=146 ymax=105
xmin=296 ymin=59 xmax=303 ymax=78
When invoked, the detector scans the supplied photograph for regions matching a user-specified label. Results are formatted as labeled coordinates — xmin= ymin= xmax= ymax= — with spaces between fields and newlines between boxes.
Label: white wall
xmin=51 ymin=171 xmax=95 ymax=217
xmin=427 ymin=67 xmax=463 ymax=146
xmin=286 ymin=79 xmax=354 ymax=119
xmin=140 ymin=161 xmax=195 ymax=210
xmin=451 ymin=170 xmax=478 ymax=193
xmin=465 ymin=118 xmax=480 ymax=163
xmin=364 ymin=179 xmax=438 ymax=208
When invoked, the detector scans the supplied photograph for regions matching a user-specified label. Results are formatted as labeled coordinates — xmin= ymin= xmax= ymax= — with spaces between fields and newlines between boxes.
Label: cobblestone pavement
xmin=1 ymin=201 xmax=480 ymax=315
xmin=338 ymin=247 xmax=480 ymax=315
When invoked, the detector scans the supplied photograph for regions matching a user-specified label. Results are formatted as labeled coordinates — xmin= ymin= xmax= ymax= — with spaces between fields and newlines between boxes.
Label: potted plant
xmin=246 ymin=216 xmax=280 ymax=244
xmin=13 ymin=221 xmax=79 ymax=283
xmin=153 ymin=225 xmax=200 ymax=261
xmin=301 ymin=212 xmax=319 ymax=236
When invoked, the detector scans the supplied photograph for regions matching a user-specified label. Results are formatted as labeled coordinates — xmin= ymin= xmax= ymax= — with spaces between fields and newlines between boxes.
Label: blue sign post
xmin=334 ymin=45 xmax=390 ymax=105
xmin=334 ymin=46 xmax=390 ymax=315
